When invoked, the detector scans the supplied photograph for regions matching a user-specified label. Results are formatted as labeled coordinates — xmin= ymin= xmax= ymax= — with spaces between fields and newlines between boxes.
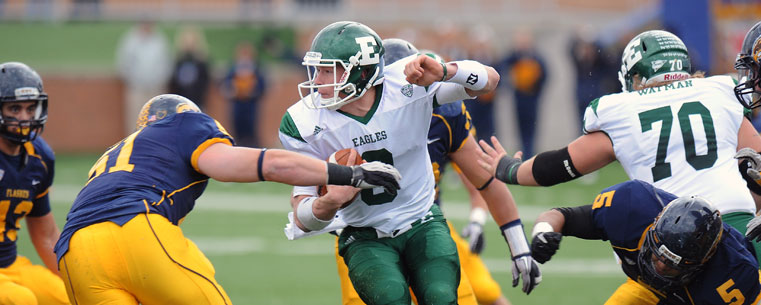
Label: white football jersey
xmin=279 ymin=59 xmax=457 ymax=234
xmin=583 ymin=75 xmax=754 ymax=214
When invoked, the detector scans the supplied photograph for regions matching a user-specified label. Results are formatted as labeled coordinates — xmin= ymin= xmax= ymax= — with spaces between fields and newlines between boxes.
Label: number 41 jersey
xmin=583 ymin=75 xmax=753 ymax=214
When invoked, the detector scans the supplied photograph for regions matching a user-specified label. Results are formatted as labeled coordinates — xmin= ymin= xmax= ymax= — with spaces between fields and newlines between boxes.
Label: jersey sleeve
xmin=279 ymin=111 xmax=322 ymax=197
xmin=591 ymin=180 xmax=674 ymax=248
xmin=174 ymin=113 xmax=235 ymax=173
xmin=582 ymin=97 xmax=602 ymax=134
xmin=29 ymin=137 xmax=55 ymax=217
xmin=450 ymin=102 xmax=473 ymax=153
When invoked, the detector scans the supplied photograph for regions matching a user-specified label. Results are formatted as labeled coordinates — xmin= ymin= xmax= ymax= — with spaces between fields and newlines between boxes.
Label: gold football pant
xmin=59 ymin=213 xmax=231 ymax=305
xmin=336 ymin=221 xmax=503 ymax=305
xmin=604 ymin=278 xmax=659 ymax=305
xmin=0 ymin=255 xmax=69 ymax=305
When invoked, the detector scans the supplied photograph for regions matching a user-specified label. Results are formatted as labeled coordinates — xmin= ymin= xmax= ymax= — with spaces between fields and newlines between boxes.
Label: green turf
xmin=16 ymin=153 xmax=631 ymax=304
xmin=0 ymin=22 xmax=296 ymax=72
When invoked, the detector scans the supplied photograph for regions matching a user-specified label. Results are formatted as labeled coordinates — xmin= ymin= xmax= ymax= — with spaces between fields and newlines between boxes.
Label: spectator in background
xmin=168 ymin=26 xmax=210 ymax=111
xmin=465 ymin=24 xmax=499 ymax=142
xmin=569 ymin=25 xmax=608 ymax=128
xmin=116 ymin=20 xmax=171 ymax=136
xmin=501 ymin=29 xmax=547 ymax=158
xmin=222 ymin=41 xmax=267 ymax=147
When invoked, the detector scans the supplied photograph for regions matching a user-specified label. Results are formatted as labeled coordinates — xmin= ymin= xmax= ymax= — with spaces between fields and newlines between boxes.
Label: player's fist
xmin=747 ymin=215 xmax=761 ymax=242
xmin=404 ymin=55 xmax=446 ymax=87
xmin=531 ymin=232 xmax=563 ymax=264
xmin=461 ymin=222 xmax=485 ymax=254
xmin=735 ymin=148 xmax=761 ymax=183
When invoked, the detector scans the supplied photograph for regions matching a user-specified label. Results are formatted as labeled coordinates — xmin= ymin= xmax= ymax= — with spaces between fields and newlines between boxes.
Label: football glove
xmin=531 ymin=221 xmax=562 ymax=264
xmin=531 ymin=231 xmax=563 ymax=264
xmin=351 ymin=162 xmax=402 ymax=195
xmin=735 ymin=148 xmax=761 ymax=183
xmin=462 ymin=207 xmax=488 ymax=254
xmin=501 ymin=219 xmax=541 ymax=295
xmin=747 ymin=215 xmax=761 ymax=242
xmin=512 ymin=254 xmax=542 ymax=295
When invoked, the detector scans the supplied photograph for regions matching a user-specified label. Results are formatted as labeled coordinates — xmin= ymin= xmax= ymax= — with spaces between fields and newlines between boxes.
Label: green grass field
xmin=16 ymin=153 xmax=631 ymax=304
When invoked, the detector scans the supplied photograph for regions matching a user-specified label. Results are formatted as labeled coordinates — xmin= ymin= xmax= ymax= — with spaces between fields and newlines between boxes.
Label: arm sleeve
xmin=555 ymin=205 xmax=605 ymax=240
xmin=30 ymin=138 xmax=55 ymax=217
xmin=447 ymin=103 xmax=472 ymax=153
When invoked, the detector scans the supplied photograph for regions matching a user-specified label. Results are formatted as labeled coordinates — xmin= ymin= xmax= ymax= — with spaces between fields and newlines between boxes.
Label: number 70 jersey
xmin=583 ymin=75 xmax=754 ymax=214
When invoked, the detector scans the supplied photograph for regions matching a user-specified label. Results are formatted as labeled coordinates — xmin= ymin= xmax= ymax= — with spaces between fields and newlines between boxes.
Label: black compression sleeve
xmin=327 ymin=163 xmax=353 ymax=186
xmin=532 ymin=147 xmax=582 ymax=186
xmin=554 ymin=205 xmax=604 ymax=240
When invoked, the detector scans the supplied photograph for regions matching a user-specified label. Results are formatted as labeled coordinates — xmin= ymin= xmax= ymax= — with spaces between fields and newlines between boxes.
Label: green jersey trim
xmin=337 ymin=84 xmax=383 ymax=125
xmin=279 ymin=112 xmax=306 ymax=143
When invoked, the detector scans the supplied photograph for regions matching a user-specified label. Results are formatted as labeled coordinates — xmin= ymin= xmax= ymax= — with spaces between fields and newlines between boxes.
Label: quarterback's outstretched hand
xmin=531 ymin=231 xmax=563 ymax=264
xmin=735 ymin=148 xmax=761 ymax=183
xmin=512 ymin=255 xmax=542 ymax=295
xmin=350 ymin=162 xmax=402 ymax=195
xmin=747 ymin=215 xmax=761 ymax=242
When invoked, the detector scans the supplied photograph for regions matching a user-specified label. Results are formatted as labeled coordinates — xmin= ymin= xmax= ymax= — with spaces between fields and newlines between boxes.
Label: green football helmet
xmin=618 ymin=30 xmax=691 ymax=92
xmin=298 ymin=21 xmax=384 ymax=110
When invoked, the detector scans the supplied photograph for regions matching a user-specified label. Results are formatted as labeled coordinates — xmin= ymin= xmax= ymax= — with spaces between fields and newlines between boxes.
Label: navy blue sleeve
xmin=175 ymin=113 xmax=235 ymax=172
xmin=591 ymin=180 xmax=674 ymax=248
xmin=29 ymin=137 xmax=55 ymax=217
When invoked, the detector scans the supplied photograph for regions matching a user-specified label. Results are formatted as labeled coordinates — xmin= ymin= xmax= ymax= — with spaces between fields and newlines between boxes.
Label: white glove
xmin=461 ymin=207 xmax=488 ymax=254
xmin=735 ymin=148 xmax=761 ymax=182
xmin=502 ymin=220 xmax=542 ymax=295
xmin=512 ymin=254 xmax=542 ymax=295
xmin=351 ymin=162 xmax=403 ymax=194
xmin=747 ymin=215 xmax=761 ymax=242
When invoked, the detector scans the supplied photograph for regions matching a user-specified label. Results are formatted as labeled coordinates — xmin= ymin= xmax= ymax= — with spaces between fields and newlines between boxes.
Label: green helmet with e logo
xmin=618 ymin=30 xmax=691 ymax=92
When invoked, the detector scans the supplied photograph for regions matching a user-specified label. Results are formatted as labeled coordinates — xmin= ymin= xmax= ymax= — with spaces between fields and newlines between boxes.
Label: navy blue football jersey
xmin=591 ymin=180 xmax=761 ymax=304
xmin=0 ymin=136 xmax=55 ymax=268
xmin=54 ymin=112 xmax=233 ymax=261
xmin=427 ymin=101 xmax=473 ymax=205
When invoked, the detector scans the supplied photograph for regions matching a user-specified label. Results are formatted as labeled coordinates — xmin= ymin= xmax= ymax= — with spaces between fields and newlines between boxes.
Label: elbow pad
xmin=532 ymin=147 xmax=582 ymax=186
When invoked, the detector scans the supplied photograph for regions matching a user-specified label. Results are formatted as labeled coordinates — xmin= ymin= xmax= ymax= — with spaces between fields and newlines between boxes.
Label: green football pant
xmin=338 ymin=205 xmax=460 ymax=305
xmin=722 ymin=211 xmax=761 ymax=266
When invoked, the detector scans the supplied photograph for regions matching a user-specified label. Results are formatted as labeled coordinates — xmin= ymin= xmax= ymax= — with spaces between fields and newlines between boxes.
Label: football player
xmin=0 ymin=62 xmax=69 ymax=305
xmin=732 ymin=20 xmax=761 ymax=242
xmin=279 ymin=21 xmax=537 ymax=305
xmin=477 ymin=29 xmax=761 ymax=302
xmin=332 ymin=40 xmax=517 ymax=305
xmin=53 ymin=94 xmax=401 ymax=304
xmin=530 ymin=180 xmax=761 ymax=305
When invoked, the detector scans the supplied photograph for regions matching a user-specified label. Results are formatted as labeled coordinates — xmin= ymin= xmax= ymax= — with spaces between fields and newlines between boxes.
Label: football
xmin=319 ymin=148 xmax=365 ymax=208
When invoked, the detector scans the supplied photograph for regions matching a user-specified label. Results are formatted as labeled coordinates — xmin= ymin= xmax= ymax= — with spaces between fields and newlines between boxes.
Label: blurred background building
xmin=1 ymin=0 xmax=758 ymax=154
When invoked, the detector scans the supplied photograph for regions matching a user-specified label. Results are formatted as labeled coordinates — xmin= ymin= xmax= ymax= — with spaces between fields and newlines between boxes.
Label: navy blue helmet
xmin=0 ymin=62 xmax=48 ymax=143
xmin=382 ymin=38 xmax=418 ymax=66
xmin=735 ymin=20 xmax=761 ymax=109
xmin=638 ymin=196 xmax=722 ymax=291
xmin=136 ymin=94 xmax=201 ymax=130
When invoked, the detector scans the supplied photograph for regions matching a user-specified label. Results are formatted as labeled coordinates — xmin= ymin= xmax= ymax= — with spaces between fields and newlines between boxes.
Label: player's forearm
xmin=261 ymin=149 xmax=330 ymax=185
xmin=534 ymin=209 xmax=565 ymax=233
xmin=27 ymin=215 xmax=61 ymax=276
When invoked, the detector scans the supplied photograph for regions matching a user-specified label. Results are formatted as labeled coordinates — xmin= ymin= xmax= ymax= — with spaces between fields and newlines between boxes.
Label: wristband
xmin=448 ymin=60 xmax=488 ymax=90
xmin=495 ymin=156 xmax=522 ymax=184
xmin=469 ymin=207 xmax=488 ymax=225
xmin=476 ymin=176 xmax=494 ymax=190
xmin=501 ymin=219 xmax=530 ymax=258
xmin=296 ymin=196 xmax=333 ymax=231
xmin=531 ymin=221 xmax=554 ymax=238
xmin=257 ymin=148 xmax=267 ymax=181
xmin=327 ymin=163 xmax=353 ymax=186
xmin=439 ymin=62 xmax=448 ymax=82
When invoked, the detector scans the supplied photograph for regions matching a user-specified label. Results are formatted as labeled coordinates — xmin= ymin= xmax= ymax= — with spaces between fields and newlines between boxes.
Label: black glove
xmin=747 ymin=215 xmax=761 ymax=242
xmin=531 ymin=231 xmax=563 ymax=264
xmin=350 ymin=162 xmax=402 ymax=195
